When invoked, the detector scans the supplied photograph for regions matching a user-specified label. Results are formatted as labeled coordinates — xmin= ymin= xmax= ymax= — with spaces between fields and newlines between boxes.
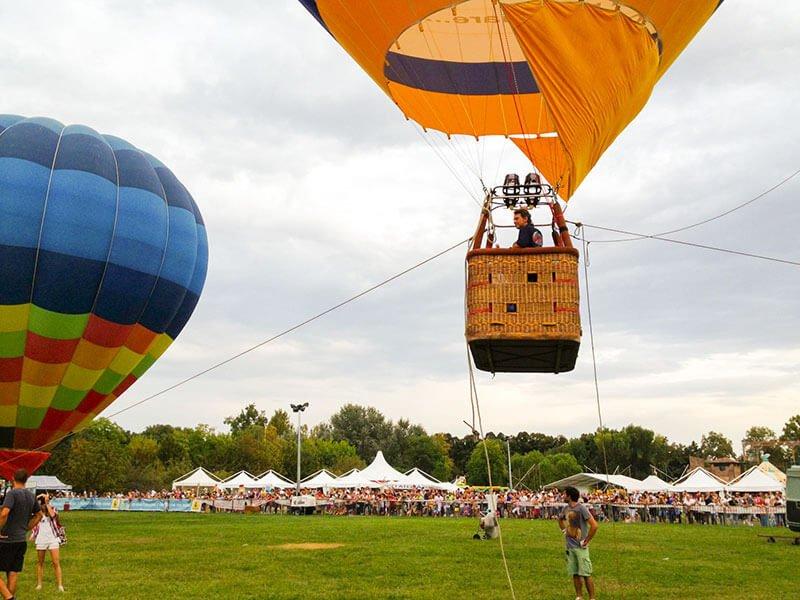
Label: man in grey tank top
xmin=0 ymin=469 xmax=42 ymax=599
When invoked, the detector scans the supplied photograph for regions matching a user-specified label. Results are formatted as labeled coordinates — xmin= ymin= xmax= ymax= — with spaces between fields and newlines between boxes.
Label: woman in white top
xmin=31 ymin=494 xmax=64 ymax=592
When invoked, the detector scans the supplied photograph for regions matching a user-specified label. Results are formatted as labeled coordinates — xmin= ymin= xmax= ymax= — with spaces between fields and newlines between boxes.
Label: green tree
xmin=329 ymin=404 xmax=393 ymax=461
xmin=385 ymin=419 xmax=427 ymax=469
xmin=268 ymin=409 xmax=293 ymax=436
xmin=126 ymin=435 xmax=167 ymax=490
xmin=465 ymin=439 xmax=507 ymax=486
xmin=699 ymin=431 xmax=734 ymax=458
xmin=782 ymin=415 xmax=800 ymax=441
xmin=510 ymin=450 xmax=544 ymax=489
xmin=538 ymin=453 xmax=581 ymax=484
xmin=442 ymin=433 xmax=477 ymax=477
xmin=62 ymin=419 xmax=130 ymax=492
xmin=224 ymin=404 xmax=268 ymax=436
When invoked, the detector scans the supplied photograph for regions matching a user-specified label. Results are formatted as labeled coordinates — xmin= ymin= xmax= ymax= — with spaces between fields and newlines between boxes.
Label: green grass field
xmin=20 ymin=512 xmax=798 ymax=599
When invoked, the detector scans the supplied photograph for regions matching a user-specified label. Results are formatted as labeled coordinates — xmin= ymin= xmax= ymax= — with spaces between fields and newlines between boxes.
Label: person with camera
xmin=31 ymin=493 xmax=65 ymax=592
xmin=0 ymin=468 xmax=42 ymax=600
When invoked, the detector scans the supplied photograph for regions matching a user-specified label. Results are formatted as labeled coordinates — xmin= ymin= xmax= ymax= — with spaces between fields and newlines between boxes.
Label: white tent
xmin=26 ymin=475 xmax=72 ymax=492
xmin=636 ymin=475 xmax=675 ymax=492
xmin=543 ymin=473 xmax=645 ymax=493
xmin=359 ymin=451 xmax=410 ymax=486
xmin=402 ymin=468 xmax=445 ymax=490
xmin=218 ymin=470 xmax=259 ymax=490
xmin=756 ymin=460 xmax=786 ymax=484
xmin=726 ymin=465 xmax=785 ymax=493
xmin=329 ymin=469 xmax=380 ymax=489
xmin=172 ymin=467 xmax=220 ymax=490
xmin=300 ymin=469 xmax=337 ymax=489
xmin=254 ymin=470 xmax=295 ymax=489
xmin=671 ymin=467 xmax=726 ymax=493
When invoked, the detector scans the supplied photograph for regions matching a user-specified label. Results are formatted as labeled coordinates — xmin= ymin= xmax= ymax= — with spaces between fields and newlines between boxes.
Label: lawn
xmin=22 ymin=512 xmax=798 ymax=599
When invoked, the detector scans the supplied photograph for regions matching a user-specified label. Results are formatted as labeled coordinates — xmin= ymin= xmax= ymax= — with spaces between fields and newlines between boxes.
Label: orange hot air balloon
xmin=299 ymin=1 xmax=724 ymax=373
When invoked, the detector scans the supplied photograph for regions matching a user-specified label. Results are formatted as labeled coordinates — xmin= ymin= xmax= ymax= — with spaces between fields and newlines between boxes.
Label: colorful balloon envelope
xmin=300 ymin=0 xmax=724 ymax=199
xmin=0 ymin=115 xmax=208 ymax=476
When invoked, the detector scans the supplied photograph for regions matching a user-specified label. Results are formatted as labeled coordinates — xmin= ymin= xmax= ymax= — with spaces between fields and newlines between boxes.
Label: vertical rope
xmin=580 ymin=229 xmax=624 ymax=597
xmin=468 ymin=351 xmax=518 ymax=600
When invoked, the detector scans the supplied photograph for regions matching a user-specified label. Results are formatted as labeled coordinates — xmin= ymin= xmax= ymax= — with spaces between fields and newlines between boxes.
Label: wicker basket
xmin=466 ymin=247 xmax=581 ymax=373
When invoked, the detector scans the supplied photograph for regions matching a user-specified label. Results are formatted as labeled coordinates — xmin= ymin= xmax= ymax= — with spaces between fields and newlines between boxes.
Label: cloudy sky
xmin=1 ymin=1 xmax=798 ymax=449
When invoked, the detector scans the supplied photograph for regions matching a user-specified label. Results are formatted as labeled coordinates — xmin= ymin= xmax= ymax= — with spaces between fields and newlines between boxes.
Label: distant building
xmin=688 ymin=456 xmax=742 ymax=482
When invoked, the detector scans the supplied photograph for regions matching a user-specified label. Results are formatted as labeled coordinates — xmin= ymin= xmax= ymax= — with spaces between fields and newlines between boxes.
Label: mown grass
xmin=21 ymin=512 xmax=798 ymax=599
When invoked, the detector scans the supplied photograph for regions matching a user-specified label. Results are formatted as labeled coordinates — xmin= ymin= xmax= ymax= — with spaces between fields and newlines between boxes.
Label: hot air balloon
xmin=0 ymin=115 xmax=208 ymax=478
xmin=300 ymin=0 xmax=723 ymax=373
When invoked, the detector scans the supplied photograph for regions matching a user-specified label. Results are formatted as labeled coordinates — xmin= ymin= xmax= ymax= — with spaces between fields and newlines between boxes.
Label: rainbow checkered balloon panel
xmin=0 ymin=115 xmax=208 ymax=451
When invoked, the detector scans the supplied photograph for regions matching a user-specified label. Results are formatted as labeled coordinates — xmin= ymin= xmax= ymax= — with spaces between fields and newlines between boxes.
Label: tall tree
xmin=782 ymin=415 xmax=800 ymax=441
xmin=699 ymin=431 xmax=734 ymax=458
xmin=465 ymin=439 xmax=507 ymax=486
xmin=224 ymin=404 xmax=268 ymax=436
xmin=329 ymin=404 xmax=393 ymax=461
xmin=268 ymin=409 xmax=293 ymax=436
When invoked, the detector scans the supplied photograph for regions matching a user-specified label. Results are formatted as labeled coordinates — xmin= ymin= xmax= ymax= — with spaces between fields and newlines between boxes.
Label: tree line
xmin=39 ymin=404 xmax=800 ymax=493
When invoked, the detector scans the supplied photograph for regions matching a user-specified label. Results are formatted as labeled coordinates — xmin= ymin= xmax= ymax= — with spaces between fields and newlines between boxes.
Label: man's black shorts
xmin=0 ymin=541 xmax=27 ymax=572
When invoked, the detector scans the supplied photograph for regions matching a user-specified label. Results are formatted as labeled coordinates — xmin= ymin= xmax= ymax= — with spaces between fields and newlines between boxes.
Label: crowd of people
xmin=52 ymin=486 xmax=787 ymax=528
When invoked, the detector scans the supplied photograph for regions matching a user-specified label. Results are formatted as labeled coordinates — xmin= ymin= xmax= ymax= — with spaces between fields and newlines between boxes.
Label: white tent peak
xmin=219 ymin=470 xmax=259 ymax=490
xmin=726 ymin=464 xmax=785 ymax=493
xmin=300 ymin=469 xmax=337 ymax=488
xmin=543 ymin=473 xmax=645 ymax=492
xmin=672 ymin=467 xmax=726 ymax=492
xmin=638 ymin=474 xmax=674 ymax=492
xmin=254 ymin=470 xmax=294 ymax=489
xmin=756 ymin=460 xmax=787 ymax=484
xmin=359 ymin=451 xmax=409 ymax=484
xmin=172 ymin=467 xmax=220 ymax=490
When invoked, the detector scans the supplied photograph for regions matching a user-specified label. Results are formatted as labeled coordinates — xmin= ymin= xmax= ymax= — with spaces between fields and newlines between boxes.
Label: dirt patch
xmin=272 ymin=543 xmax=344 ymax=551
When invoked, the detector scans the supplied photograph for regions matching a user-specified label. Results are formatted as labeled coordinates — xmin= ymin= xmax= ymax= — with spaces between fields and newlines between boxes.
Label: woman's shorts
xmin=36 ymin=541 xmax=60 ymax=551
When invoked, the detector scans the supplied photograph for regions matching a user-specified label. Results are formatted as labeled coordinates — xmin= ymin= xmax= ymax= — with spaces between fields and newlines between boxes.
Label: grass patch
xmin=21 ymin=512 xmax=798 ymax=599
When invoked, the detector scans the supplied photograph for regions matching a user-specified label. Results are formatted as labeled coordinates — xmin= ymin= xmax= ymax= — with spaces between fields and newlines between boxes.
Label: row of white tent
xmin=545 ymin=462 xmax=787 ymax=494
xmin=172 ymin=451 xmax=460 ymax=492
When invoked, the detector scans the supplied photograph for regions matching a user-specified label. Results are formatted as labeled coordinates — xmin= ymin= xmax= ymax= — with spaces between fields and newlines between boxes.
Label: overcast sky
xmin=1 ymin=1 xmax=798 ymax=450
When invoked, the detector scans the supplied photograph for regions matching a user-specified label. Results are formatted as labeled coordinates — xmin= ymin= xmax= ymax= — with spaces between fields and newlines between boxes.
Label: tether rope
xmin=467 ymin=350 xmax=517 ymax=600
xmin=0 ymin=236 xmax=472 ymax=471
xmin=580 ymin=229 xmax=624 ymax=596
xmin=574 ymin=223 xmax=800 ymax=267
xmin=585 ymin=166 xmax=800 ymax=243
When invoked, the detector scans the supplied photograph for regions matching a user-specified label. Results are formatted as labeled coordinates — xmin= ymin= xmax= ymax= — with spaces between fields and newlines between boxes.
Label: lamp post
xmin=290 ymin=403 xmax=309 ymax=496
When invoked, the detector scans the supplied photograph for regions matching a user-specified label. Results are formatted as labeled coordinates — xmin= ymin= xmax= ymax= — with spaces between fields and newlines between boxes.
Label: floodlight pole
xmin=507 ymin=440 xmax=513 ymax=490
xmin=290 ymin=402 xmax=309 ymax=497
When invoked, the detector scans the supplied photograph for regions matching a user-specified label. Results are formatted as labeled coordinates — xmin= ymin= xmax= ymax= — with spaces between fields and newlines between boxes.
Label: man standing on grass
xmin=0 ymin=469 xmax=42 ymax=599
xmin=558 ymin=486 xmax=599 ymax=600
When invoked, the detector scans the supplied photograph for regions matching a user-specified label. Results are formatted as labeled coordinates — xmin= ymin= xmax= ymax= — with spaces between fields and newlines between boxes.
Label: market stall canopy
xmin=756 ymin=460 xmax=787 ymax=484
xmin=300 ymin=469 xmax=337 ymax=489
xmin=359 ymin=451 xmax=411 ymax=486
xmin=637 ymin=474 xmax=675 ymax=492
xmin=328 ymin=469 xmax=381 ymax=489
xmin=544 ymin=472 xmax=645 ymax=493
xmin=254 ymin=470 xmax=295 ymax=489
xmin=671 ymin=467 xmax=726 ymax=493
xmin=218 ymin=470 xmax=259 ymax=490
xmin=171 ymin=467 xmax=220 ymax=490
xmin=26 ymin=475 xmax=71 ymax=492
xmin=726 ymin=465 xmax=785 ymax=493
xmin=402 ymin=468 xmax=446 ymax=490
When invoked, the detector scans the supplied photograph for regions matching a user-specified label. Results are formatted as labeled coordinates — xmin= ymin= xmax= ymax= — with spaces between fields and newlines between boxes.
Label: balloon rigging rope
xmin=466 ymin=348 xmax=518 ymax=600
xmin=583 ymin=166 xmax=800 ymax=244
xmin=581 ymin=230 xmax=624 ymax=593
xmin=0 ymin=236 xmax=473 ymax=472
xmin=573 ymin=223 xmax=800 ymax=267
xmin=462 ymin=249 xmax=516 ymax=599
